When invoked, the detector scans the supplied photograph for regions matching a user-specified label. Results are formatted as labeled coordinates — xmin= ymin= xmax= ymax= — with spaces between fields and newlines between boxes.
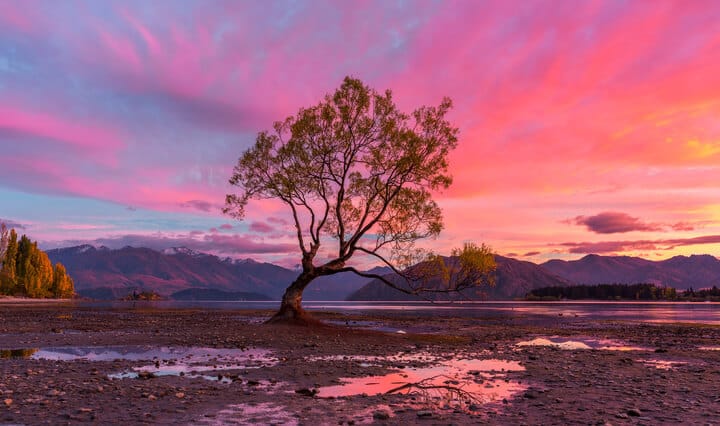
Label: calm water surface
xmin=71 ymin=300 xmax=720 ymax=325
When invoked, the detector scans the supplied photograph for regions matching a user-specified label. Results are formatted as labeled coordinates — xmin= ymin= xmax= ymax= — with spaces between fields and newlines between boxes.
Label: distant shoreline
xmin=0 ymin=296 xmax=74 ymax=304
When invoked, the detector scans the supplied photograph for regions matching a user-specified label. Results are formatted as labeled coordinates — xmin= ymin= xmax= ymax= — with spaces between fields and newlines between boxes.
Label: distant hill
xmin=347 ymin=255 xmax=572 ymax=301
xmin=304 ymin=266 xmax=392 ymax=300
xmin=542 ymin=254 xmax=720 ymax=289
xmin=46 ymin=245 xmax=382 ymax=300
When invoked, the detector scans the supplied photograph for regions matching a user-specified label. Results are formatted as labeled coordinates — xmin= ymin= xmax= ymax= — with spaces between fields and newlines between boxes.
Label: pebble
xmin=3 ymin=399 xmax=12 ymax=407
xmin=627 ymin=408 xmax=641 ymax=417
xmin=372 ymin=410 xmax=390 ymax=420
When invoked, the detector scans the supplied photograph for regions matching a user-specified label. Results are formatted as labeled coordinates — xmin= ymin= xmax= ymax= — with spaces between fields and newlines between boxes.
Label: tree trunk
xmin=266 ymin=272 xmax=320 ymax=325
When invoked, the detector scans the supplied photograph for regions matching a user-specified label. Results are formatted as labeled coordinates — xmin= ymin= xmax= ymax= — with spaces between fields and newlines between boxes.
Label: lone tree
xmin=225 ymin=77 xmax=495 ymax=324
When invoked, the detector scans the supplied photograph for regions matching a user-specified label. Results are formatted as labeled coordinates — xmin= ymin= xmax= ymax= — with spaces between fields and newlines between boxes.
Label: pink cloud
xmin=0 ymin=106 xmax=124 ymax=151
xmin=249 ymin=221 xmax=275 ymax=234
xmin=572 ymin=212 xmax=662 ymax=234
xmin=53 ymin=232 xmax=296 ymax=256
xmin=557 ymin=235 xmax=720 ymax=254
xmin=2 ymin=1 xmax=720 ymax=263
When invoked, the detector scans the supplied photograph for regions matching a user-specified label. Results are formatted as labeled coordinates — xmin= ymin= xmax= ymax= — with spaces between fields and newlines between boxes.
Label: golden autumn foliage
xmin=0 ymin=226 xmax=74 ymax=298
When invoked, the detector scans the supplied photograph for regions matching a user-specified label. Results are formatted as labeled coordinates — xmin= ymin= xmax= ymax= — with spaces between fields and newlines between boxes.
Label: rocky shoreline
xmin=1 ymin=304 xmax=720 ymax=425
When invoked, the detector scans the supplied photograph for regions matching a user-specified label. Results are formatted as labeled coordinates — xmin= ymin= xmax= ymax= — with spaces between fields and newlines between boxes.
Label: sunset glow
xmin=1 ymin=1 xmax=719 ymax=265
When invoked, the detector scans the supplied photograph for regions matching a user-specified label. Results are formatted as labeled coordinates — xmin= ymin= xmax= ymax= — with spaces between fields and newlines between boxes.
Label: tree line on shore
xmin=0 ymin=224 xmax=74 ymax=298
xmin=526 ymin=283 xmax=720 ymax=301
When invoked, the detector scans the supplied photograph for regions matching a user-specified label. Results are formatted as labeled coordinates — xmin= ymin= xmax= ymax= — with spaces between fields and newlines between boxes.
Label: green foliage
xmin=226 ymin=76 xmax=477 ymax=317
xmin=226 ymin=76 xmax=458 ymax=277
xmin=0 ymin=226 xmax=74 ymax=299
xmin=418 ymin=243 xmax=497 ymax=293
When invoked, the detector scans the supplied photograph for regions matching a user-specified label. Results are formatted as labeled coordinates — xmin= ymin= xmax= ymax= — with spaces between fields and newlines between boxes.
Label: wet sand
xmin=1 ymin=304 xmax=720 ymax=425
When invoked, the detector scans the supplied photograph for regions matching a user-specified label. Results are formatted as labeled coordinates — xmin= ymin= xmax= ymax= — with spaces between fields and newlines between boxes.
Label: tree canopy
xmin=0 ymin=225 xmax=74 ymax=298
xmin=225 ymin=77 xmax=494 ymax=322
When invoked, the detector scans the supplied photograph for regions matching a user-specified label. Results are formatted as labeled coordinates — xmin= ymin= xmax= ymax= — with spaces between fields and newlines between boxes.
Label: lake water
xmin=69 ymin=300 xmax=720 ymax=325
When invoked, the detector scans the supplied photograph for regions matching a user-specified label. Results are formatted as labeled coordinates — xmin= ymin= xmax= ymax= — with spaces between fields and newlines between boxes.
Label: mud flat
xmin=1 ymin=304 xmax=720 ymax=424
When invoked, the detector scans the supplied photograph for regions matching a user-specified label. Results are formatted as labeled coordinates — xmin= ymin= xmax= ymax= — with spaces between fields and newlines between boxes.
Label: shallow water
xmin=316 ymin=354 xmax=525 ymax=412
xmin=195 ymin=402 xmax=299 ymax=426
xmin=0 ymin=348 xmax=38 ymax=359
xmin=638 ymin=359 xmax=687 ymax=370
xmin=0 ymin=346 xmax=277 ymax=383
xmin=71 ymin=300 xmax=720 ymax=325
xmin=516 ymin=337 xmax=648 ymax=351
xmin=25 ymin=346 xmax=275 ymax=364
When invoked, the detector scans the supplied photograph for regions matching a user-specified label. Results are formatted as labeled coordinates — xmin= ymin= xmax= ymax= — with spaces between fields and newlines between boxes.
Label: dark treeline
xmin=527 ymin=283 xmax=678 ymax=301
xmin=0 ymin=224 xmax=74 ymax=298
xmin=683 ymin=286 xmax=720 ymax=300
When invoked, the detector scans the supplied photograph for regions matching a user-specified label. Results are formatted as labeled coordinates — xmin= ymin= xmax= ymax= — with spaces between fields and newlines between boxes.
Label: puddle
xmin=699 ymin=346 xmax=720 ymax=351
xmin=2 ymin=346 xmax=278 ymax=384
xmin=316 ymin=356 xmax=525 ymax=412
xmin=195 ymin=402 xmax=298 ymax=425
xmin=516 ymin=337 xmax=648 ymax=351
xmin=639 ymin=359 xmax=687 ymax=370
xmin=325 ymin=320 xmax=410 ymax=334
xmin=22 ymin=346 xmax=275 ymax=364
xmin=1 ymin=349 xmax=39 ymax=359
xmin=97 ymin=347 xmax=276 ymax=383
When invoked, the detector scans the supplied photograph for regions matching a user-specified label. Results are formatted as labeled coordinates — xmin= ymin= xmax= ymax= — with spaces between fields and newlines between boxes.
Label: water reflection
xmin=0 ymin=348 xmax=38 ymax=359
xmin=317 ymin=356 xmax=525 ymax=412
xmin=4 ymin=346 xmax=278 ymax=384
xmin=27 ymin=346 xmax=275 ymax=364
xmin=195 ymin=402 xmax=298 ymax=426
xmin=698 ymin=346 xmax=720 ymax=351
xmin=516 ymin=337 xmax=648 ymax=351
xmin=639 ymin=359 xmax=687 ymax=370
xmin=72 ymin=300 xmax=720 ymax=325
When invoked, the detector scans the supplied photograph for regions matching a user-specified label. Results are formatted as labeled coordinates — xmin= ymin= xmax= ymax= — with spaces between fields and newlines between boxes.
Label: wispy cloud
xmin=0 ymin=218 xmax=27 ymax=230
xmin=557 ymin=235 xmax=720 ymax=254
xmin=2 ymin=1 xmax=720 ymax=261
xmin=53 ymin=232 xmax=295 ymax=256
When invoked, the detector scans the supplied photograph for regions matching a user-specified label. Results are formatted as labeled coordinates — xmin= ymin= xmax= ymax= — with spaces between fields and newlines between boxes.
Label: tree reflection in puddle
xmin=0 ymin=348 xmax=38 ymax=359
xmin=316 ymin=357 xmax=526 ymax=413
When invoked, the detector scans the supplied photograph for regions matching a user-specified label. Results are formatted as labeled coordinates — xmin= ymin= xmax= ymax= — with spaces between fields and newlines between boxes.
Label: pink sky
xmin=0 ymin=1 xmax=719 ymax=265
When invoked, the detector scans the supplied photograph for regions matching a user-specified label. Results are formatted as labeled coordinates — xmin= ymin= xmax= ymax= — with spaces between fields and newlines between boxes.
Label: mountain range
xmin=541 ymin=254 xmax=720 ymax=289
xmin=46 ymin=245 xmax=720 ymax=300
xmin=46 ymin=245 xmax=383 ymax=300
xmin=346 ymin=255 xmax=572 ymax=301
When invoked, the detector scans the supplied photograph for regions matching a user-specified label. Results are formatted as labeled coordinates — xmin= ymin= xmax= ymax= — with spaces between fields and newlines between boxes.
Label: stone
xmin=627 ymin=408 xmax=641 ymax=417
xmin=417 ymin=410 xmax=433 ymax=417
xmin=373 ymin=410 xmax=390 ymax=420
xmin=294 ymin=388 xmax=318 ymax=397
xmin=175 ymin=392 xmax=185 ymax=399
xmin=3 ymin=399 xmax=12 ymax=407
